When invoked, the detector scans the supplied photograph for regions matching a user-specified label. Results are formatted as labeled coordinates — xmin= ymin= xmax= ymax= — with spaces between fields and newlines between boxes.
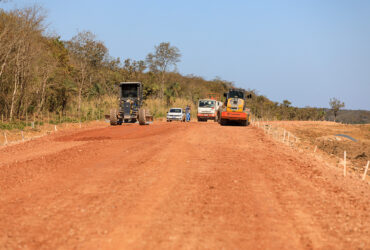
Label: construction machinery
xmin=218 ymin=89 xmax=251 ymax=126
xmin=109 ymin=82 xmax=153 ymax=125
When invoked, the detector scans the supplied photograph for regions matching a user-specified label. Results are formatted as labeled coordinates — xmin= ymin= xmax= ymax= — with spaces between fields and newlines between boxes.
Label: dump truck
xmin=218 ymin=89 xmax=251 ymax=126
xmin=109 ymin=82 xmax=153 ymax=125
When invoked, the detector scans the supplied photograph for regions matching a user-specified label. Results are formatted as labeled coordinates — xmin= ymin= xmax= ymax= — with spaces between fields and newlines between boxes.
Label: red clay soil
xmin=0 ymin=122 xmax=369 ymax=249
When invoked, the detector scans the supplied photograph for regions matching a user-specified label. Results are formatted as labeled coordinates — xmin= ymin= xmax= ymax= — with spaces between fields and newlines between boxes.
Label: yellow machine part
xmin=245 ymin=109 xmax=251 ymax=122
xmin=226 ymin=98 xmax=244 ymax=112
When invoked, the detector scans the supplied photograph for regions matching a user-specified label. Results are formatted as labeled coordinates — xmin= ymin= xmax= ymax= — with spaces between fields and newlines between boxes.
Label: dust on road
xmin=0 ymin=122 xmax=369 ymax=249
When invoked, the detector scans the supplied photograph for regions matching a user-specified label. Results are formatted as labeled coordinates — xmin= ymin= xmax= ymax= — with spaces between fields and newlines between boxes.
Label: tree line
xmin=0 ymin=6 xmax=327 ymax=125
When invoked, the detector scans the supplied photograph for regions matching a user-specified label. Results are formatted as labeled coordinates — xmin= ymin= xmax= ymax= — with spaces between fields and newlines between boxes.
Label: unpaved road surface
xmin=0 ymin=122 xmax=369 ymax=249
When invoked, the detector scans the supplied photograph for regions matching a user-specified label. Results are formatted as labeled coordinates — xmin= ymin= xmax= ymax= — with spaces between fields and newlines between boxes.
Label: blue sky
xmin=2 ymin=0 xmax=370 ymax=109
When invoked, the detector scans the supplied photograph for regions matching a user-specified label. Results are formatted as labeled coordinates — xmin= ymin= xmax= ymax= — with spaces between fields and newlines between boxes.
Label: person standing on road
xmin=185 ymin=105 xmax=191 ymax=122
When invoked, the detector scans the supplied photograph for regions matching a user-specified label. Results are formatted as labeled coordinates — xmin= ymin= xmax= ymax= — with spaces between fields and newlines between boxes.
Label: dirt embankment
xmin=0 ymin=121 xmax=369 ymax=249
xmin=0 ymin=121 xmax=108 ymax=146
xmin=266 ymin=121 xmax=370 ymax=173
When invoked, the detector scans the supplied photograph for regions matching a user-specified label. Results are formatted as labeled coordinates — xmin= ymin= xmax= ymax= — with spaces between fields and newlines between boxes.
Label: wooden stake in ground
xmin=283 ymin=129 xmax=286 ymax=143
xmin=54 ymin=125 xmax=57 ymax=132
xmin=362 ymin=161 xmax=369 ymax=180
xmin=314 ymin=145 xmax=317 ymax=153
xmin=343 ymin=151 xmax=347 ymax=177
xmin=3 ymin=132 xmax=8 ymax=145
xmin=21 ymin=131 xmax=25 ymax=141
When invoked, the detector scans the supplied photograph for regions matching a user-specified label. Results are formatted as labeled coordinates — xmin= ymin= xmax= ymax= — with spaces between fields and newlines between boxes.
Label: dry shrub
xmin=144 ymin=98 xmax=197 ymax=118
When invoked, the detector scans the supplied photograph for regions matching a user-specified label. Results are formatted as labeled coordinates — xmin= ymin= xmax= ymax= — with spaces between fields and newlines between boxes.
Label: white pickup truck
xmin=166 ymin=108 xmax=185 ymax=122
xmin=197 ymin=99 xmax=222 ymax=122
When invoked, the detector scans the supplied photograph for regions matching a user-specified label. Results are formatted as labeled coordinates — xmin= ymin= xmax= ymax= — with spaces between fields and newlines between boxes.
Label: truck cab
xmin=197 ymin=99 xmax=219 ymax=122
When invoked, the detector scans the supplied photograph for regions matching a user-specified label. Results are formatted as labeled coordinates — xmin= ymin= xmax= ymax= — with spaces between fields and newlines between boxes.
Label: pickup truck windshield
xmin=169 ymin=109 xmax=182 ymax=113
xmin=199 ymin=100 xmax=215 ymax=108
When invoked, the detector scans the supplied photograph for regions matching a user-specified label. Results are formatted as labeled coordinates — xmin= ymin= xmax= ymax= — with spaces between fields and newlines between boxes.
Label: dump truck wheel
xmin=110 ymin=109 xmax=118 ymax=125
xmin=241 ymin=120 xmax=247 ymax=126
xmin=138 ymin=108 xmax=146 ymax=125
xmin=220 ymin=119 xmax=227 ymax=126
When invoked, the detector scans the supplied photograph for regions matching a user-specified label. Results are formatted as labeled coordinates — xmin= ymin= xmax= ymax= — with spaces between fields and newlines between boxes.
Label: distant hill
xmin=325 ymin=109 xmax=370 ymax=124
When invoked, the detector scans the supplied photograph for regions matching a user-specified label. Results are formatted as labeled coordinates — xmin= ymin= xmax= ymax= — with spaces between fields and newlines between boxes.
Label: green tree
xmin=329 ymin=97 xmax=345 ymax=122
xmin=282 ymin=100 xmax=291 ymax=107
xmin=65 ymin=31 xmax=107 ymax=116
xmin=146 ymin=42 xmax=181 ymax=99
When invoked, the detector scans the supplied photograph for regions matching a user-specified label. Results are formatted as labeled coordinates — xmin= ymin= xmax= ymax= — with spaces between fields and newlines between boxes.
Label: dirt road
xmin=0 ymin=122 xmax=369 ymax=249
